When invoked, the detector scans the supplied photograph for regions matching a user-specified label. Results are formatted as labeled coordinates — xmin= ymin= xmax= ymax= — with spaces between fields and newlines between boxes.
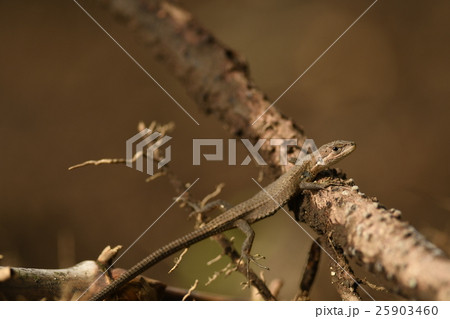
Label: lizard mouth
xmin=343 ymin=141 xmax=356 ymax=156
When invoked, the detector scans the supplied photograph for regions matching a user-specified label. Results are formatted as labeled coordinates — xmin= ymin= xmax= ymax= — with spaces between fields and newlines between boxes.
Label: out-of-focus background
xmin=0 ymin=0 xmax=449 ymax=300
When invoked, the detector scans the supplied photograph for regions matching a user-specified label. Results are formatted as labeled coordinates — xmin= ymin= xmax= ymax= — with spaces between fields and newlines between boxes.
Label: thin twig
xmin=325 ymin=235 xmax=362 ymax=301
xmin=200 ymin=183 xmax=225 ymax=208
xmin=168 ymin=248 xmax=189 ymax=274
xmin=182 ymin=279 xmax=198 ymax=301
xmin=295 ymin=239 xmax=322 ymax=300
xmin=68 ymin=158 xmax=126 ymax=170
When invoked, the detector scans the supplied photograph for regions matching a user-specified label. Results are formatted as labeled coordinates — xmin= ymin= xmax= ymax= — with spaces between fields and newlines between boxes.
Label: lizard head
xmin=312 ymin=140 xmax=356 ymax=173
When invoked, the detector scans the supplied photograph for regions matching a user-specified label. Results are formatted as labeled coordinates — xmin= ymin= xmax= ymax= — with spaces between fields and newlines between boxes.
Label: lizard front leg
xmin=299 ymin=181 xmax=328 ymax=190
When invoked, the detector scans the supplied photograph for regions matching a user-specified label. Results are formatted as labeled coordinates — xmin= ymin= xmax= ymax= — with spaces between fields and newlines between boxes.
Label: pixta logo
xmin=193 ymin=138 xmax=323 ymax=166
xmin=126 ymin=131 xmax=322 ymax=176
xmin=126 ymin=129 xmax=172 ymax=175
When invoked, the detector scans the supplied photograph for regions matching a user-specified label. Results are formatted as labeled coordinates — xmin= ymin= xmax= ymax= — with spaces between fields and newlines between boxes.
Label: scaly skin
xmin=90 ymin=140 xmax=355 ymax=300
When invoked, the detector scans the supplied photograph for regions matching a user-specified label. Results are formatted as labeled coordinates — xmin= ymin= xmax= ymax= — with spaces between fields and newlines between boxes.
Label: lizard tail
xmin=89 ymin=226 xmax=219 ymax=301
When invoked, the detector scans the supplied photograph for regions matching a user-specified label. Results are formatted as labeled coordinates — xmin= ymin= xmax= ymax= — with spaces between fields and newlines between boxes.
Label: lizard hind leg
xmin=234 ymin=219 xmax=270 ymax=276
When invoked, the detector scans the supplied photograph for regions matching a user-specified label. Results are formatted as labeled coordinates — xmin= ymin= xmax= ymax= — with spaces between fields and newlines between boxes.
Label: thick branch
xmin=300 ymin=180 xmax=450 ymax=300
xmin=98 ymin=0 xmax=450 ymax=300
xmin=0 ymin=248 xmax=232 ymax=301
xmin=0 ymin=262 xmax=100 ymax=300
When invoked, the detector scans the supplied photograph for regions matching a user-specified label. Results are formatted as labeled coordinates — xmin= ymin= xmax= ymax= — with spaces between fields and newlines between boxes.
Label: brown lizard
xmin=90 ymin=140 xmax=356 ymax=300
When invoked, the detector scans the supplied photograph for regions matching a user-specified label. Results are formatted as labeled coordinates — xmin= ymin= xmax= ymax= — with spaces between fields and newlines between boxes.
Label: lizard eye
xmin=332 ymin=146 xmax=340 ymax=152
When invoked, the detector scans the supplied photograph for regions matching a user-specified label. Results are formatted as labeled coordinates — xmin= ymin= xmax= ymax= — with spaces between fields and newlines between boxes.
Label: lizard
xmin=89 ymin=140 xmax=356 ymax=300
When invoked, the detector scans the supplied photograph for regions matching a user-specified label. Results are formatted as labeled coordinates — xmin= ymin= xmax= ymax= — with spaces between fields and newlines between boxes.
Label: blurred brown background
xmin=0 ymin=0 xmax=449 ymax=300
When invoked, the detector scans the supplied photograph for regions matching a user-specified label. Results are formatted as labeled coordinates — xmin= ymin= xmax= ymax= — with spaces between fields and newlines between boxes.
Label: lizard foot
xmin=238 ymin=253 xmax=269 ymax=289
xmin=239 ymin=253 xmax=270 ymax=272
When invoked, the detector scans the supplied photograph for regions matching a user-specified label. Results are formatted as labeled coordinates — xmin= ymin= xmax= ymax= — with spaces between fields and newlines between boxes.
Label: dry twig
xmin=295 ymin=239 xmax=322 ymax=300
